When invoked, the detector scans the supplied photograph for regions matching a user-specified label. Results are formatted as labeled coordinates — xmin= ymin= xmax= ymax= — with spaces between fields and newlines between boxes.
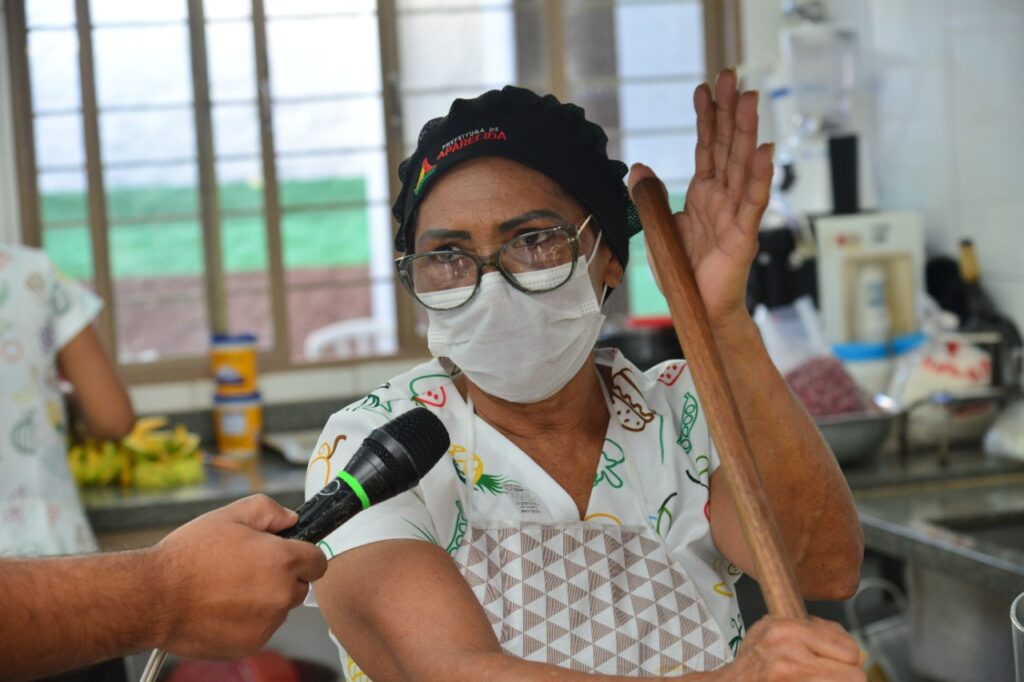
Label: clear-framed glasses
xmin=396 ymin=215 xmax=593 ymax=311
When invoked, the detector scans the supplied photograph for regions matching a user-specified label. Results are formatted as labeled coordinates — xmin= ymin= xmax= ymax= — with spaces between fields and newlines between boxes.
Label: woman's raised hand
xmin=628 ymin=68 xmax=773 ymax=332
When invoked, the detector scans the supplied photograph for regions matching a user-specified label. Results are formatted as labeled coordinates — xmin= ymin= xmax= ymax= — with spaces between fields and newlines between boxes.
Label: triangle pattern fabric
xmin=452 ymin=524 xmax=729 ymax=674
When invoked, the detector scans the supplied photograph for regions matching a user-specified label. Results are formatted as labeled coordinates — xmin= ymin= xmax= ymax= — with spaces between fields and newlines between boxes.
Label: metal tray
xmin=816 ymin=404 xmax=899 ymax=467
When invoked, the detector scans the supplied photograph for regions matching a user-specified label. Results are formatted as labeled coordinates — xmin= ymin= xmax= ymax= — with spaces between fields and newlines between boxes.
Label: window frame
xmin=5 ymin=0 xmax=734 ymax=384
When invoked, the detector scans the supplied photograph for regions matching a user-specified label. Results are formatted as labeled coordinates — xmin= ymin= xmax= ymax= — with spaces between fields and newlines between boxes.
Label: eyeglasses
xmin=396 ymin=216 xmax=593 ymax=311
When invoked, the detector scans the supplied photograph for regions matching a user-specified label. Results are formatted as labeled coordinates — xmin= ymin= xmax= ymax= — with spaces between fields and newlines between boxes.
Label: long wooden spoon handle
xmin=632 ymin=178 xmax=806 ymax=619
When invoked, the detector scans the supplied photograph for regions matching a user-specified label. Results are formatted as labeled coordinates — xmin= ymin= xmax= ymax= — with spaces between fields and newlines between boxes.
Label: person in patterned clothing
xmin=307 ymin=70 xmax=865 ymax=681
xmin=0 ymin=244 xmax=134 ymax=557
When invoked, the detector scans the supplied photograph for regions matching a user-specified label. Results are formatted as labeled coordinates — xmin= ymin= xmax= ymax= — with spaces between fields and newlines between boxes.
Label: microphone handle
xmin=278 ymin=475 xmax=366 ymax=543
xmin=278 ymin=432 xmax=413 ymax=543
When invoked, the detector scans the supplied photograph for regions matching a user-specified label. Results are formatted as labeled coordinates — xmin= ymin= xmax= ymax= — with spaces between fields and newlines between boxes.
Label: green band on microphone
xmin=337 ymin=471 xmax=370 ymax=510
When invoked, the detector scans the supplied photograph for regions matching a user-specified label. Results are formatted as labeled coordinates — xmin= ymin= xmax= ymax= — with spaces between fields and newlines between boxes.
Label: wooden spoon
xmin=631 ymin=177 xmax=806 ymax=619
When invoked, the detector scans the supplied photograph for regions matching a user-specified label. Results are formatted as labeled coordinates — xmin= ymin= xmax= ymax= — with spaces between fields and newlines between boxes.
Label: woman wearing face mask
xmin=307 ymin=70 xmax=865 ymax=681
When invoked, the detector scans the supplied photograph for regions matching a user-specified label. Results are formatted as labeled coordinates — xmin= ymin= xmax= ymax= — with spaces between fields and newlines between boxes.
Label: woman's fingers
xmin=693 ymin=82 xmax=717 ymax=180
xmin=803 ymin=617 xmax=863 ymax=666
xmin=736 ymin=142 xmax=774 ymax=233
xmin=725 ymin=90 xmax=760 ymax=203
xmin=713 ymin=68 xmax=739 ymax=182
xmin=742 ymin=616 xmax=866 ymax=681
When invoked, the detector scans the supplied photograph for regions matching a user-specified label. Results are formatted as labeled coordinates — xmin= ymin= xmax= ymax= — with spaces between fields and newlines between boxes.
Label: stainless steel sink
xmin=853 ymin=474 xmax=1024 ymax=682
xmin=897 ymin=504 xmax=1024 ymax=681
xmin=933 ymin=511 xmax=1024 ymax=553
xmin=907 ymin=565 xmax=1018 ymax=682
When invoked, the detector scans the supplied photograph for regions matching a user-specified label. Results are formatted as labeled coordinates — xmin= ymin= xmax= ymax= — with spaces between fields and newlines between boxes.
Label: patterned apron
xmin=451 ymin=385 xmax=729 ymax=676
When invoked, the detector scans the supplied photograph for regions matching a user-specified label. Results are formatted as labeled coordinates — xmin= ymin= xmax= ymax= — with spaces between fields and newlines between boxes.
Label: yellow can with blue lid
xmin=210 ymin=333 xmax=259 ymax=397
xmin=212 ymin=392 xmax=263 ymax=458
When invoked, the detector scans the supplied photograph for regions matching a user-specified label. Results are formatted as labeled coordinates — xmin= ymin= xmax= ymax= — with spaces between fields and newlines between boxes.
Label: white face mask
xmin=423 ymin=231 xmax=607 ymax=404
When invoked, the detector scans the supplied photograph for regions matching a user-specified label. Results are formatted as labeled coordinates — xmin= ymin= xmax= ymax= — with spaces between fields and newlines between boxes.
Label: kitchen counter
xmin=79 ymin=395 xmax=346 ymax=545
xmin=847 ymin=452 xmax=1024 ymax=682
xmin=844 ymin=448 xmax=1024 ymax=490
xmin=80 ymin=441 xmax=1023 ymax=681
xmin=839 ymin=449 xmax=1024 ymax=595
xmin=853 ymin=467 xmax=1024 ymax=596
xmin=81 ymin=451 xmax=307 ymax=535
xmin=82 ymin=441 xmax=1024 ymax=597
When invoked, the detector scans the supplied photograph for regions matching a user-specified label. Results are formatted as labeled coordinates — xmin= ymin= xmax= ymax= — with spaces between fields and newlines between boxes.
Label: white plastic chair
xmin=303 ymin=317 xmax=394 ymax=360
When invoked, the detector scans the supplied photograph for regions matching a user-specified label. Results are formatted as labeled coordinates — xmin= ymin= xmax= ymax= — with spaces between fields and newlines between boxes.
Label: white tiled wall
xmin=742 ymin=0 xmax=1024 ymax=330
xmin=870 ymin=0 xmax=1024 ymax=329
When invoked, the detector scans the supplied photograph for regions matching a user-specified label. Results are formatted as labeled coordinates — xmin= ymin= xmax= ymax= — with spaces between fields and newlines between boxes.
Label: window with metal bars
xmin=5 ymin=0 xmax=731 ymax=383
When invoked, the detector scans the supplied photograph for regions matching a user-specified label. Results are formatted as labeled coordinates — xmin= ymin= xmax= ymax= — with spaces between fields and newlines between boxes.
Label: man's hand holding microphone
xmin=0 ymin=495 xmax=326 ymax=681
xmin=0 ymin=407 xmax=449 ymax=681
xmin=147 ymin=494 xmax=327 ymax=660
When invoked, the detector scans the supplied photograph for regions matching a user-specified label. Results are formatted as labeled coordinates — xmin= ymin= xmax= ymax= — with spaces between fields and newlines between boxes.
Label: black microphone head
xmin=279 ymin=408 xmax=450 ymax=543
xmin=379 ymin=407 xmax=450 ymax=476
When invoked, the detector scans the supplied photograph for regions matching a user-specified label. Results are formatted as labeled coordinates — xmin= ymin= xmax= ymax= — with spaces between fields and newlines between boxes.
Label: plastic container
xmin=210 ymin=333 xmax=258 ymax=397
xmin=853 ymin=262 xmax=891 ymax=343
xmin=833 ymin=332 xmax=926 ymax=395
xmin=212 ymin=392 xmax=263 ymax=458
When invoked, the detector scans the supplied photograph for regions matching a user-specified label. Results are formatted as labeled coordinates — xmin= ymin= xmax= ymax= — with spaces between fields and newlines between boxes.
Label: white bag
xmin=983 ymin=399 xmax=1024 ymax=460
xmin=888 ymin=336 xmax=994 ymax=447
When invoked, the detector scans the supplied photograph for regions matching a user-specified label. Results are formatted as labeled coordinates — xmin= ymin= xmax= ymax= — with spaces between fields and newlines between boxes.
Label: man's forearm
xmin=710 ymin=314 xmax=863 ymax=597
xmin=0 ymin=551 xmax=166 ymax=681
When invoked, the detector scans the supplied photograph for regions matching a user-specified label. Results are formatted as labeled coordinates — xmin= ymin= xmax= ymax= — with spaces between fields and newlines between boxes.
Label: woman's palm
xmin=630 ymin=69 xmax=774 ymax=328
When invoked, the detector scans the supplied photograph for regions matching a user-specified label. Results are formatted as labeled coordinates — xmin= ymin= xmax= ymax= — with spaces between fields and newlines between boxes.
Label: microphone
xmin=279 ymin=407 xmax=450 ymax=543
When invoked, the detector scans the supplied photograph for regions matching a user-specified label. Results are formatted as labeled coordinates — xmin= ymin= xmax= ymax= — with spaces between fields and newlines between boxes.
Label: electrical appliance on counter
xmin=769 ymin=0 xmax=878 ymax=219
xmin=746 ymin=195 xmax=818 ymax=310
xmin=815 ymin=211 xmax=923 ymax=347
xmin=758 ymin=2 xmax=930 ymax=400
xmin=747 ymin=0 xmax=893 ymax=325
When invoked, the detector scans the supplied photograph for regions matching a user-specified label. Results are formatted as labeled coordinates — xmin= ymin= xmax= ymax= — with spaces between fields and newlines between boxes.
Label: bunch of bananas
xmin=126 ymin=417 xmax=204 ymax=490
xmin=68 ymin=417 xmax=205 ymax=490
xmin=67 ymin=440 xmax=128 ymax=487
